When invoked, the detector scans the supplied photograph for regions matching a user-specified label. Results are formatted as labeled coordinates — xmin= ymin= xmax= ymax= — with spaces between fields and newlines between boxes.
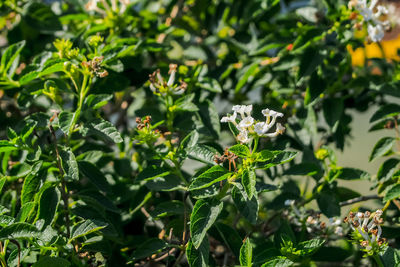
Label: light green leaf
xmin=87 ymin=119 xmax=123 ymax=143
xmin=0 ymin=222 xmax=39 ymax=240
xmin=186 ymin=237 xmax=209 ymax=267
xmin=242 ymin=169 xmax=256 ymax=199
xmin=235 ymin=63 xmax=258 ymax=93
xmin=21 ymin=174 xmax=41 ymax=205
xmin=261 ymin=257 xmax=293 ymax=267
xmin=1 ymin=40 xmax=25 ymax=76
xmin=176 ymin=94 xmax=199 ymax=112
xmin=16 ymin=202 xmax=36 ymax=222
xmin=229 ymin=144 xmax=250 ymax=158
xmin=60 ymin=148 xmax=79 ymax=181
xmin=197 ymin=77 xmax=222 ymax=93
xmin=370 ymin=137 xmax=395 ymax=161
xmin=58 ymin=111 xmax=75 ymax=135
xmin=187 ymin=144 xmax=218 ymax=165
xmin=384 ymin=184 xmax=400 ymax=201
xmin=39 ymin=62 xmax=65 ymax=77
xmin=0 ymin=215 xmax=15 ymax=227
xmin=0 ymin=177 xmax=5 ymax=194
xmin=190 ymin=198 xmax=223 ymax=249
xmin=69 ymin=219 xmax=107 ymax=242
xmin=84 ymin=94 xmax=113 ymax=109
xmin=189 ymin=165 xmax=229 ymax=191
xmin=240 ymin=238 xmax=253 ymax=267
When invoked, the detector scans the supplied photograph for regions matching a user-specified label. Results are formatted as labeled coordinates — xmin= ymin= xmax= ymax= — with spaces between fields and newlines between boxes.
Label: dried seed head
xmin=361 ymin=240 xmax=369 ymax=247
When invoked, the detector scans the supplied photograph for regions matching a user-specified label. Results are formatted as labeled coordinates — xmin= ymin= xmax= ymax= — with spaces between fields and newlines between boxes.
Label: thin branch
xmin=340 ymin=195 xmax=381 ymax=207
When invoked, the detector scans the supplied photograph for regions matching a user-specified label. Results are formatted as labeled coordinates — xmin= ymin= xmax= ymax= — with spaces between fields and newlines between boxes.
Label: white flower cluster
xmin=221 ymin=105 xmax=285 ymax=144
xmin=344 ymin=210 xmax=386 ymax=252
xmin=348 ymin=0 xmax=390 ymax=42
xmin=149 ymin=64 xmax=187 ymax=96
xmin=284 ymin=200 xmax=343 ymax=236
xmin=86 ymin=0 xmax=131 ymax=15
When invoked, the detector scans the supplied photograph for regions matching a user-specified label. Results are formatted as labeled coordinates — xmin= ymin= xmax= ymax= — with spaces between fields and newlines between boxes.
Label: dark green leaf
xmin=187 ymin=144 xmax=218 ymax=165
xmin=259 ymin=151 xmax=297 ymax=169
xmin=261 ymin=257 xmax=293 ymax=267
xmin=214 ymin=223 xmax=242 ymax=258
xmin=150 ymin=201 xmax=184 ymax=218
xmin=0 ymin=215 xmax=14 ymax=227
xmin=186 ymin=237 xmax=209 ymax=267
xmin=197 ymin=77 xmax=222 ymax=93
xmin=256 ymin=150 xmax=278 ymax=162
xmin=36 ymin=186 xmax=60 ymax=227
xmin=232 ymin=183 xmax=258 ymax=224
xmin=369 ymin=137 xmax=395 ymax=161
xmin=32 ymin=256 xmax=71 ymax=267
xmin=317 ymin=192 xmax=340 ymax=217
xmin=16 ymin=202 xmax=36 ymax=222
xmin=370 ymin=104 xmax=400 ymax=123
xmin=21 ymin=174 xmax=41 ymax=205
xmin=78 ymin=161 xmax=111 ymax=193
xmin=235 ymin=63 xmax=258 ymax=93
xmin=377 ymin=159 xmax=400 ymax=182
xmin=190 ymin=198 xmax=223 ymax=249
xmin=298 ymin=47 xmax=323 ymax=78
xmin=337 ymin=168 xmax=371 ymax=180
xmin=240 ymin=238 xmax=253 ymax=267
xmin=322 ymin=98 xmax=343 ymax=131
xmin=284 ymin=163 xmax=321 ymax=177
xmin=136 ymin=165 xmax=170 ymax=181
xmin=175 ymin=94 xmax=199 ymax=112
xmin=131 ymin=238 xmax=168 ymax=260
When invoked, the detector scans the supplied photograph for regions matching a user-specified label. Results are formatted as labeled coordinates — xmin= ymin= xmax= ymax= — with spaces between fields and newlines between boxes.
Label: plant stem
xmin=382 ymin=200 xmax=391 ymax=212
xmin=373 ymin=254 xmax=384 ymax=267
xmin=339 ymin=195 xmax=381 ymax=206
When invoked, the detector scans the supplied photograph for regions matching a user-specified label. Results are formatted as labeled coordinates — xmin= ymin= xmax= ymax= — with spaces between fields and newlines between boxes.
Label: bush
xmin=0 ymin=0 xmax=400 ymax=266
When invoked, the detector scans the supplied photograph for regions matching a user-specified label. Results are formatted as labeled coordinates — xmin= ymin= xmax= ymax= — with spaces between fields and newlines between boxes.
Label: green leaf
xmin=229 ymin=144 xmax=250 ymax=158
xmin=7 ymin=248 xmax=30 ymax=267
xmin=189 ymin=165 xmax=229 ymax=191
xmin=214 ymin=223 xmax=242 ymax=258
xmin=16 ymin=202 xmax=36 ymax=222
xmin=0 ymin=215 xmax=15 ymax=227
xmin=298 ymin=47 xmax=324 ymax=79
xmin=235 ymin=63 xmax=258 ymax=93
xmin=1 ymin=40 xmax=25 ymax=76
xmin=317 ymin=192 xmax=340 ymax=217
xmin=60 ymin=148 xmax=79 ymax=181
xmin=377 ymin=159 xmax=400 ymax=182
xmin=384 ymin=184 xmax=400 ymax=201
xmin=84 ymin=94 xmax=113 ymax=109
xmin=284 ymin=163 xmax=322 ymax=177
xmin=32 ymin=256 xmax=71 ymax=267
xmin=198 ymin=99 xmax=220 ymax=139
xmin=69 ymin=219 xmax=107 ymax=242
xmin=58 ymin=111 xmax=75 ymax=135
xmin=131 ymin=238 xmax=168 ymax=260
xmin=381 ymin=247 xmax=400 ymax=267
xmin=0 ymin=177 xmax=5 ymax=194
xmin=311 ymin=246 xmax=352 ymax=262
xmin=232 ymin=183 xmax=258 ymax=224
xmin=197 ymin=77 xmax=222 ymax=93
xmin=242 ymin=169 xmax=256 ymax=199
xmin=0 ymin=142 xmax=18 ymax=153
xmin=261 ymin=257 xmax=293 ymax=267
xmin=186 ymin=237 xmax=209 ymax=267
xmin=256 ymin=150 xmax=278 ymax=162
xmin=136 ymin=165 xmax=170 ymax=181
xmin=9 ymin=162 xmax=32 ymax=178
xmin=190 ymin=198 xmax=223 ymax=249
xmin=78 ymin=161 xmax=111 ymax=193
xmin=258 ymin=151 xmax=297 ymax=169
xmin=369 ymin=137 xmax=395 ymax=161
xmin=370 ymin=104 xmax=400 ymax=123
xmin=304 ymin=71 xmax=325 ymax=105
xmin=187 ymin=144 xmax=218 ymax=165
xmin=21 ymin=174 xmax=41 ymax=205
xmin=175 ymin=94 xmax=199 ymax=112
xmin=36 ymin=186 xmax=60 ymax=227
xmin=297 ymin=238 xmax=325 ymax=256
xmin=322 ymin=98 xmax=343 ymax=131
xmin=19 ymin=71 xmax=40 ymax=85
xmin=240 ymin=238 xmax=253 ymax=267
xmin=39 ymin=62 xmax=65 ymax=77
xmin=150 ymin=201 xmax=184 ymax=219
xmin=256 ymin=182 xmax=278 ymax=193
xmin=0 ymin=222 xmax=39 ymax=240
xmin=87 ymin=119 xmax=123 ymax=143
xmin=180 ymin=130 xmax=199 ymax=152
xmin=337 ymin=168 xmax=371 ymax=180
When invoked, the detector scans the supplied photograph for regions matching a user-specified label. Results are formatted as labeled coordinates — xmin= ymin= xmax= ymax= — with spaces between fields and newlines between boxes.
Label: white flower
xmin=357 ymin=0 xmax=376 ymax=22
xmin=284 ymin=199 xmax=295 ymax=206
xmin=220 ymin=112 xmax=237 ymax=123
xmin=86 ymin=0 xmax=99 ymax=10
xmin=368 ymin=24 xmax=385 ymax=42
xmin=243 ymin=105 xmax=253 ymax=116
xmin=276 ymin=123 xmax=285 ymax=134
xmin=335 ymin=226 xmax=343 ymax=236
xmin=254 ymin=122 xmax=266 ymax=135
xmin=238 ymin=116 xmax=254 ymax=128
xmin=167 ymin=64 xmax=177 ymax=87
xmin=237 ymin=130 xmax=250 ymax=143
xmin=232 ymin=105 xmax=252 ymax=119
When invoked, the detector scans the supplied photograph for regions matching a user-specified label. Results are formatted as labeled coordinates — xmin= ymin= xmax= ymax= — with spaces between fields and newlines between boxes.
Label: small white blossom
xmin=254 ymin=122 xmax=266 ymax=135
xmin=220 ymin=112 xmax=237 ymax=123
xmin=237 ymin=131 xmax=250 ymax=144
xmin=238 ymin=116 xmax=254 ymax=129
xmin=368 ymin=24 xmax=385 ymax=42
xmin=284 ymin=199 xmax=295 ymax=206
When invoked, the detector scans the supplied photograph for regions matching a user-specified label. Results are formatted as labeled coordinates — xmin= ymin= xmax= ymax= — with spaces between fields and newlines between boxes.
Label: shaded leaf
xmin=78 ymin=161 xmax=111 ymax=193
xmin=131 ymin=238 xmax=168 ymax=260
xmin=0 ymin=222 xmax=39 ymax=240
xmin=70 ymin=219 xmax=107 ymax=242
xmin=369 ymin=137 xmax=395 ymax=161
xmin=186 ymin=237 xmax=209 ymax=267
